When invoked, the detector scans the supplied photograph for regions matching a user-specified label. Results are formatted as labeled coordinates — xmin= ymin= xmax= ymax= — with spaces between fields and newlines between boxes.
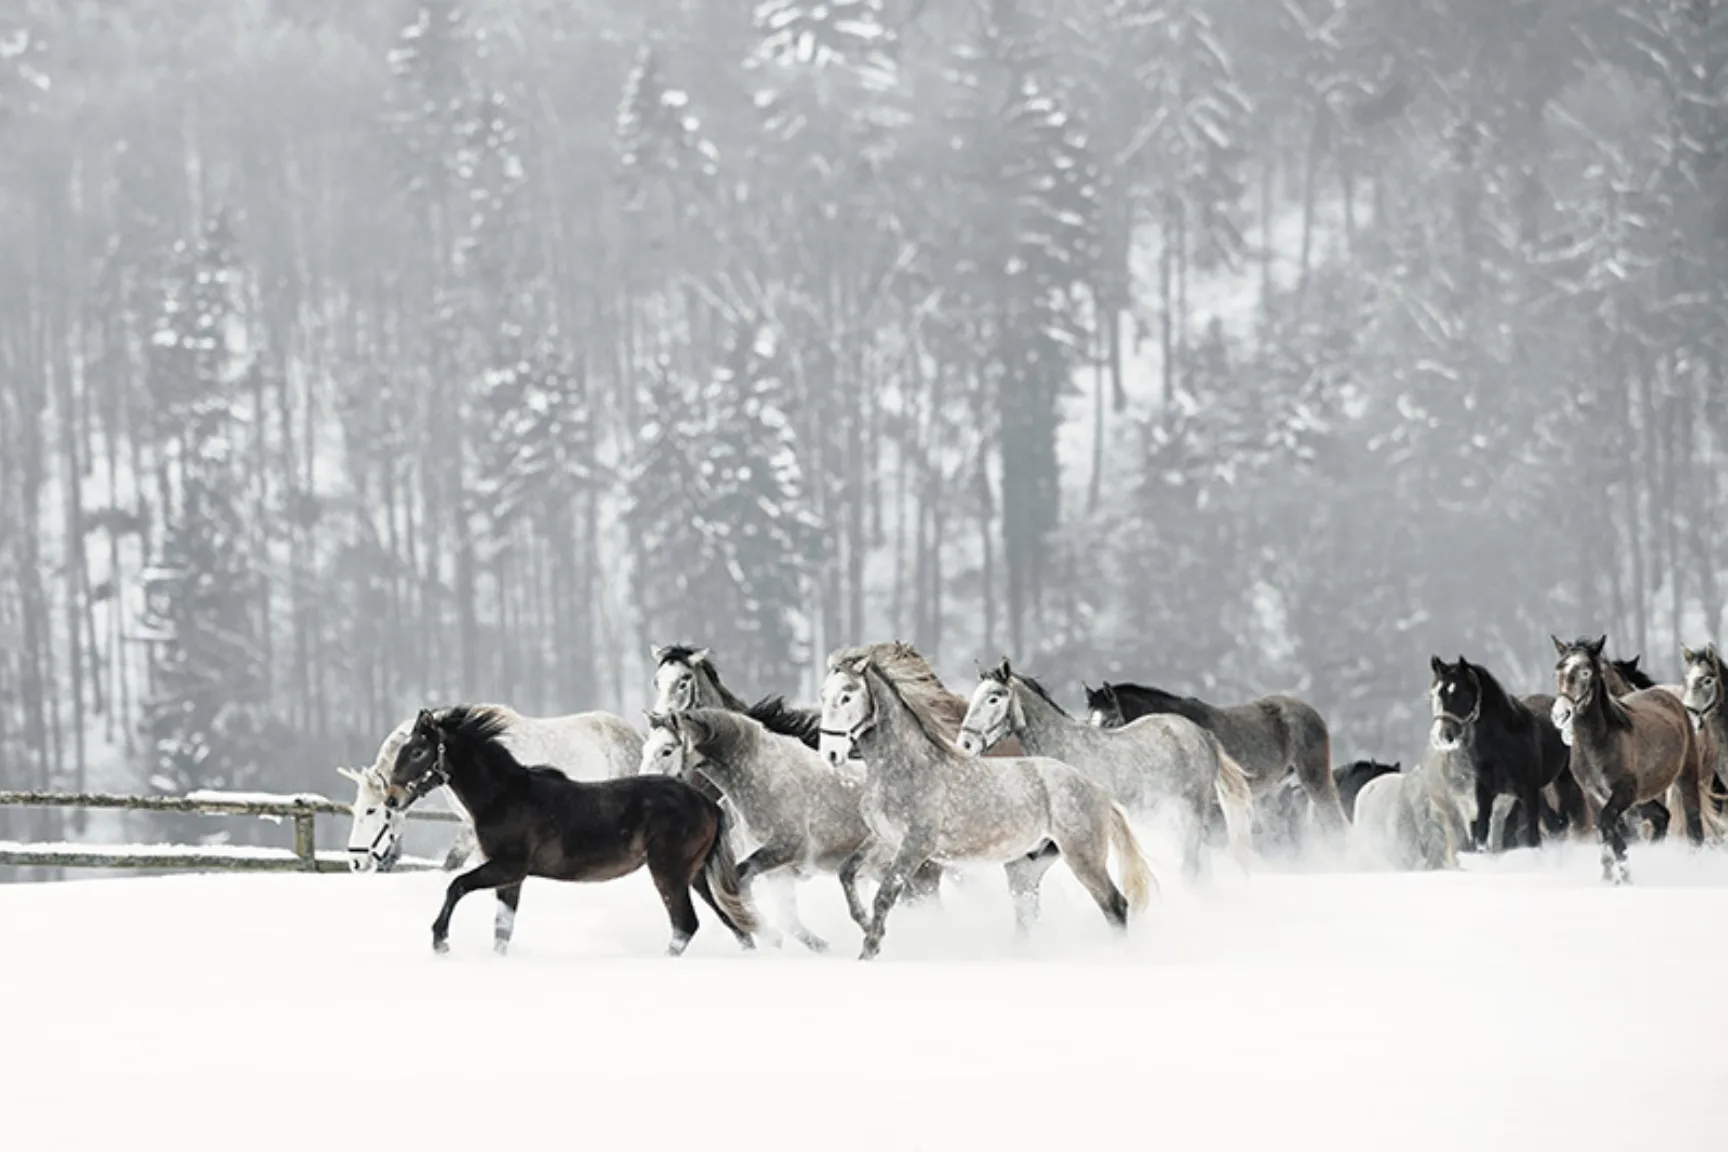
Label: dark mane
xmin=435 ymin=704 xmax=516 ymax=750
xmin=1105 ymin=681 xmax=1213 ymax=726
xmin=981 ymin=660 xmax=1068 ymax=717
xmin=1459 ymin=658 xmax=1519 ymax=716
xmin=1611 ymin=656 xmax=1656 ymax=692
xmin=746 ymin=694 xmax=822 ymax=749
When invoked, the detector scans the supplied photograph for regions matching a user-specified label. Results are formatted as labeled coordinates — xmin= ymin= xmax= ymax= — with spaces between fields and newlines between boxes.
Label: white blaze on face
xmin=654 ymin=661 xmax=695 ymax=713
xmin=819 ymin=670 xmax=867 ymax=768
xmin=958 ymin=680 xmax=1011 ymax=756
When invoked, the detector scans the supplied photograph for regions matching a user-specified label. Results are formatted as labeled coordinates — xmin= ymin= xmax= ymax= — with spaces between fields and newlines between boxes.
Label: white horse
xmin=341 ymin=704 xmax=643 ymax=872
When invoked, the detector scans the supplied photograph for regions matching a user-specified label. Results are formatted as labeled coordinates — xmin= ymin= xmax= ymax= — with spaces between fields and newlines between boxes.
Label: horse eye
xmin=840 ymin=693 xmax=852 ymax=704
xmin=660 ymin=746 xmax=673 ymax=755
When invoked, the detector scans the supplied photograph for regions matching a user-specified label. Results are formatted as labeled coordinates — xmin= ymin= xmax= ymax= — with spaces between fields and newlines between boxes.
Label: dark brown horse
xmin=1550 ymin=636 xmax=1706 ymax=883
xmin=385 ymin=706 xmax=759 ymax=956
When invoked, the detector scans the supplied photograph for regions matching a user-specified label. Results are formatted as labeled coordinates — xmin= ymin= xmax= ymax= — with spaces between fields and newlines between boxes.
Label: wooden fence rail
xmin=0 ymin=789 xmax=461 ymax=875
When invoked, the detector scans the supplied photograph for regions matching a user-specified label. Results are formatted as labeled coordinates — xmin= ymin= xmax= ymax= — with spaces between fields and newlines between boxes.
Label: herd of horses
xmin=338 ymin=636 xmax=1728 ymax=960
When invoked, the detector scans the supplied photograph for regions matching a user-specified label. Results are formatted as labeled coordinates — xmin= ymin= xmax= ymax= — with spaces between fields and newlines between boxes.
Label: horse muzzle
xmin=1428 ymin=720 xmax=1460 ymax=753
xmin=956 ymin=731 xmax=983 ymax=756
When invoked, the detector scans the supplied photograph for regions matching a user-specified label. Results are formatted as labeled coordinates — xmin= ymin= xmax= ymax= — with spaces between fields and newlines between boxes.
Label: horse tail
xmin=1211 ymin=741 xmax=1257 ymax=873
xmin=1106 ymin=803 xmax=1159 ymax=914
xmin=702 ymin=808 xmax=762 ymax=936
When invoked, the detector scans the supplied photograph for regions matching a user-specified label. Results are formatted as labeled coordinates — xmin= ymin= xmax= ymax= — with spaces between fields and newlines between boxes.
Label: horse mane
xmin=1105 ymin=681 xmax=1211 ymax=725
xmin=435 ymin=704 xmax=517 ymax=748
xmin=1460 ymin=658 xmax=1519 ymax=717
xmin=657 ymin=645 xmax=751 ymax=711
xmin=829 ymin=641 xmax=969 ymax=732
xmin=830 ymin=644 xmax=962 ymax=754
xmin=746 ymin=694 xmax=821 ymax=748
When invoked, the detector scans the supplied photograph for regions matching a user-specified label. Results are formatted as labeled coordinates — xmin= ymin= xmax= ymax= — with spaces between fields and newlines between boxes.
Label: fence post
xmin=293 ymin=810 xmax=318 ymax=872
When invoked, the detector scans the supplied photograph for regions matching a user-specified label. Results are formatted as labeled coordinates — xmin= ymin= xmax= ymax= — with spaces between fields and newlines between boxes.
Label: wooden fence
xmin=0 ymin=789 xmax=462 ymax=874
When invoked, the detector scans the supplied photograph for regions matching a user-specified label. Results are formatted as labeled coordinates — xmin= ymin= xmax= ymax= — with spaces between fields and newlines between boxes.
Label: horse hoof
xmin=432 ymin=938 xmax=450 ymax=956
xmin=858 ymin=940 xmax=881 ymax=961
xmin=800 ymin=934 xmax=830 ymax=954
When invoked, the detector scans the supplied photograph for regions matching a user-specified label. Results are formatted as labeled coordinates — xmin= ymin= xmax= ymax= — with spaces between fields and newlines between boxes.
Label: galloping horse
xmin=1550 ymin=636 xmax=1706 ymax=883
xmin=961 ymin=660 xmax=1255 ymax=878
xmin=1083 ymin=680 xmax=1347 ymax=836
xmin=818 ymin=647 xmax=1155 ymax=960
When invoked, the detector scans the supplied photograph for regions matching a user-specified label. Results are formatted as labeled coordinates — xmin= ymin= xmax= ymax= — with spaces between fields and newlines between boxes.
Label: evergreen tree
xmin=136 ymin=213 xmax=275 ymax=814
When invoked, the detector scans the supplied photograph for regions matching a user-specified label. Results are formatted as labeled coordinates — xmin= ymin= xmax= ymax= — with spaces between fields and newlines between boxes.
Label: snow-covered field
xmin=4 ymin=835 xmax=1727 ymax=1151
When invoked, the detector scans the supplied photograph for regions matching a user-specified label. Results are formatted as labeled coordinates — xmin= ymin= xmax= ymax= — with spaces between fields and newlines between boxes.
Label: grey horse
xmin=642 ymin=707 xmax=888 ymax=953
xmin=818 ymin=646 xmax=1156 ymax=961
xmin=1350 ymin=747 xmax=1476 ymax=871
xmin=1084 ymin=680 xmax=1348 ymax=836
xmin=958 ymin=659 xmax=1255 ymax=880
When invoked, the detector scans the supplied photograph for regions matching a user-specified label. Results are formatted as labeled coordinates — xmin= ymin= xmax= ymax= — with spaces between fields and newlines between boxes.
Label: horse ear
xmin=651 ymin=644 xmax=669 ymax=664
xmin=1589 ymin=635 xmax=1607 ymax=655
xmin=690 ymin=647 xmax=711 ymax=664
xmin=1682 ymin=645 xmax=1696 ymax=664
xmin=998 ymin=656 xmax=1013 ymax=680
xmin=416 ymin=708 xmax=435 ymax=729
xmin=1550 ymin=635 xmax=1566 ymax=657
xmin=337 ymin=766 xmax=364 ymax=784
xmin=1430 ymin=655 xmax=1445 ymax=674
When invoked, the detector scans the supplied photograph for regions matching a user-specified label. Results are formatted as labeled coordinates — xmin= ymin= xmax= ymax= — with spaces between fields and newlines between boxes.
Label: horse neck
xmin=1573 ymin=670 xmax=1627 ymax=739
xmin=695 ymin=667 xmax=749 ymax=712
xmin=688 ymin=713 xmax=761 ymax=779
xmin=860 ymin=669 xmax=954 ymax=777
xmin=441 ymin=736 xmax=520 ymax=816
xmin=1011 ymin=681 xmax=1081 ymax=755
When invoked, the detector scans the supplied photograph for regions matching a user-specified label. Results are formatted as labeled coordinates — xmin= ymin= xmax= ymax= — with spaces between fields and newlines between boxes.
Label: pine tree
xmin=624 ymin=322 xmax=817 ymax=694
xmin=136 ymin=213 xmax=275 ymax=816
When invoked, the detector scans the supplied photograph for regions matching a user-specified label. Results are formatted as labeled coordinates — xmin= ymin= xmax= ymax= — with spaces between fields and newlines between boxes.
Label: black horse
xmin=385 ymin=705 xmax=759 ymax=957
xmin=1429 ymin=655 xmax=1579 ymax=850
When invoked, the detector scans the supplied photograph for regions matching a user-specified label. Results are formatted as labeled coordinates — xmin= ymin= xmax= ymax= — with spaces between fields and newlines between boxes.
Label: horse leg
xmin=1598 ymin=782 xmax=1636 ymax=886
xmin=1056 ymin=833 xmax=1131 ymax=930
xmin=493 ymin=883 xmax=522 ymax=956
xmin=1677 ymin=752 xmax=1707 ymax=847
xmin=1297 ymin=748 xmax=1349 ymax=838
xmin=690 ymin=866 xmax=758 ymax=951
xmin=1469 ymin=773 xmax=1496 ymax=853
xmin=837 ymin=845 xmax=877 ymax=930
xmin=860 ymin=840 xmax=932 ymax=961
xmin=649 ymin=858 xmax=704 ymax=956
xmin=1003 ymin=849 xmax=1061 ymax=934
xmin=763 ymin=870 xmax=827 ymax=954
xmin=1519 ymin=785 xmax=1544 ymax=850
xmin=1635 ymin=800 xmax=1670 ymax=843
xmin=431 ymin=859 xmax=526 ymax=955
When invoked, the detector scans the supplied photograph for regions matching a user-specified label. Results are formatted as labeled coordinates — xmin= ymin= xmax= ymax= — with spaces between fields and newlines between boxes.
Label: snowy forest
xmin=1 ymin=0 xmax=1726 ymax=850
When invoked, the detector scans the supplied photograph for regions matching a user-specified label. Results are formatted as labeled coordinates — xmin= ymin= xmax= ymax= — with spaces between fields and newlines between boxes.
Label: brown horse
xmin=1550 ymin=636 xmax=1706 ymax=883
xmin=1680 ymin=643 xmax=1728 ymax=824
